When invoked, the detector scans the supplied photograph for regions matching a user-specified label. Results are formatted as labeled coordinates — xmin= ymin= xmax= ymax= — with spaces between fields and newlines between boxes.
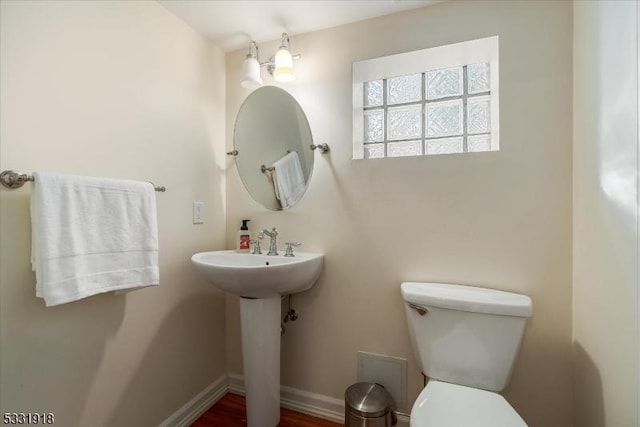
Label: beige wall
xmin=225 ymin=1 xmax=573 ymax=426
xmin=573 ymin=1 xmax=639 ymax=426
xmin=0 ymin=1 xmax=227 ymax=426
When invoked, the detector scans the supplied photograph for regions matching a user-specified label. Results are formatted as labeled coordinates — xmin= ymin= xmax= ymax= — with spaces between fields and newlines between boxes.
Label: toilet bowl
xmin=411 ymin=380 xmax=526 ymax=426
xmin=400 ymin=282 xmax=532 ymax=426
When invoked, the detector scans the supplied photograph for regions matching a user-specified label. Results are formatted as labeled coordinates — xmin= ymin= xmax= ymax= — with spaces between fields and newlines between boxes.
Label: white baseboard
xmin=227 ymin=372 xmax=245 ymax=396
xmin=228 ymin=373 xmax=344 ymax=423
xmin=280 ymin=384 xmax=345 ymax=423
xmin=159 ymin=374 xmax=228 ymax=427
xmin=162 ymin=373 xmax=411 ymax=426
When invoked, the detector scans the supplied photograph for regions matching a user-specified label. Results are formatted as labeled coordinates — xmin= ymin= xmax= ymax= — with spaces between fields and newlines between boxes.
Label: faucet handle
xmin=284 ymin=242 xmax=302 ymax=257
xmin=250 ymin=239 xmax=262 ymax=254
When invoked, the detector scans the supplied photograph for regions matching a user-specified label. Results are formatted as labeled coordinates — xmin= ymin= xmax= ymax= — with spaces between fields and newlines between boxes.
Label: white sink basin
xmin=191 ymin=249 xmax=324 ymax=426
xmin=191 ymin=250 xmax=323 ymax=298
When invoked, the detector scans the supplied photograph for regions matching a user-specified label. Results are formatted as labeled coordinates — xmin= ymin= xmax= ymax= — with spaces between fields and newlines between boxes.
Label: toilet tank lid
xmin=401 ymin=282 xmax=532 ymax=318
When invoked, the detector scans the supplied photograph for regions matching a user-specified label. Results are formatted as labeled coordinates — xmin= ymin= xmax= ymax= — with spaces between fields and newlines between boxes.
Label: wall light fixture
xmin=240 ymin=33 xmax=301 ymax=88
xmin=241 ymin=41 xmax=263 ymax=89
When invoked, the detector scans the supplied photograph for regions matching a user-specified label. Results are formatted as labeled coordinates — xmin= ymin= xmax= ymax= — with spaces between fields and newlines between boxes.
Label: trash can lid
xmin=345 ymin=382 xmax=393 ymax=418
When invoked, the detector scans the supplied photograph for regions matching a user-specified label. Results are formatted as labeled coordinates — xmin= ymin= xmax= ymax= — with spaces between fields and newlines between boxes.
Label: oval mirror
xmin=233 ymin=86 xmax=314 ymax=210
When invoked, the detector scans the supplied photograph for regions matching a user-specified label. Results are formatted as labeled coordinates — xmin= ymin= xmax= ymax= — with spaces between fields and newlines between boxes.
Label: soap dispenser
xmin=237 ymin=219 xmax=251 ymax=253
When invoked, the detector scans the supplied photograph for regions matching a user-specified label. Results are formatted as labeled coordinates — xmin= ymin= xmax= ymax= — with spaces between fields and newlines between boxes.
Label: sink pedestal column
xmin=239 ymin=295 xmax=281 ymax=427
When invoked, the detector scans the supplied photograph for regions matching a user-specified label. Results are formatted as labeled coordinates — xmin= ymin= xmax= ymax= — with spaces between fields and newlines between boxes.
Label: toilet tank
xmin=401 ymin=282 xmax=532 ymax=392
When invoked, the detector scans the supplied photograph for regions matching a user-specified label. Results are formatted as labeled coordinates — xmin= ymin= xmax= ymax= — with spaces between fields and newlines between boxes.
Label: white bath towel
xmin=30 ymin=172 xmax=159 ymax=306
xmin=272 ymin=151 xmax=306 ymax=209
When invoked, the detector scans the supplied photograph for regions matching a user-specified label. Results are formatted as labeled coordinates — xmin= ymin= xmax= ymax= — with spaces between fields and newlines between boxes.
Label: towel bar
xmin=228 ymin=144 xmax=329 ymax=157
xmin=0 ymin=170 xmax=166 ymax=192
xmin=261 ymin=165 xmax=275 ymax=173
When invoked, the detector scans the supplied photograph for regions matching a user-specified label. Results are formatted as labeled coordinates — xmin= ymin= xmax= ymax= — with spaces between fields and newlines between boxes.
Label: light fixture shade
xmin=241 ymin=56 xmax=262 ymax=89
xmin=273 ymin=47 xmax=295 ymax=82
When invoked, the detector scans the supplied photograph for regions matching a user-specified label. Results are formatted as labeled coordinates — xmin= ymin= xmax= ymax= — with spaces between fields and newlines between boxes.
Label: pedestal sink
xmin=191 ymin=250 xmax=324 ymax=427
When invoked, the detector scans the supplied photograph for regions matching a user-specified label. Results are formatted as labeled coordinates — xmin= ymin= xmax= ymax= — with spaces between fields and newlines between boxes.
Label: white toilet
xmin=400 ymin=282 xmax=532 ymax=427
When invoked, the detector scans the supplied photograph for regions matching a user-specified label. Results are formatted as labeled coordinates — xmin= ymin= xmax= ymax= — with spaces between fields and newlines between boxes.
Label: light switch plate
xmin=193 ymin=201 xmax=204 ymax=224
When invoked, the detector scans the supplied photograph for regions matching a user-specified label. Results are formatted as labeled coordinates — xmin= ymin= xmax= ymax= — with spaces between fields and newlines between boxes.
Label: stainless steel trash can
xmin=345 ymin=382 xmax=397 ymax=427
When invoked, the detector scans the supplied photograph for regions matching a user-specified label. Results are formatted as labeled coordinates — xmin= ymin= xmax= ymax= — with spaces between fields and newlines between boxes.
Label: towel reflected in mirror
xmin=271 ymin=151 xmax=306 ymax=209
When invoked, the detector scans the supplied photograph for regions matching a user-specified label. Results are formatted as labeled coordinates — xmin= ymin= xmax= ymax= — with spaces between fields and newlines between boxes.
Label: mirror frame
xmin=233 ymin=86 xmax=314 ymax=210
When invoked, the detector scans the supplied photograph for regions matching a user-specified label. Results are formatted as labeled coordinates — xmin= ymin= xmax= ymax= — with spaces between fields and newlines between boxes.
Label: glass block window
xmin=426 ymin=67 xmax=463 ymax=99
xmin=360 ymin=64 xmax=492 ymax=158
xmin=353 ymin=36 xmax=499 ymax=159
xmin=364 ymin=80 xmax=383 ymax=107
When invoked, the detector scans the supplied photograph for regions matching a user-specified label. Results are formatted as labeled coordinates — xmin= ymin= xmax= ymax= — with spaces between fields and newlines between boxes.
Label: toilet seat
xmin=411 ymin=380 xmax=527 ymax=427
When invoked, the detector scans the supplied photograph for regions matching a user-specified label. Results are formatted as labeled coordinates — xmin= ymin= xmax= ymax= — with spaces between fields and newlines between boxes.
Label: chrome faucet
xmin=250 ymin=239 xmax=262 ymax=255
xmin=258 ymin=227 xmax=278 ymax=256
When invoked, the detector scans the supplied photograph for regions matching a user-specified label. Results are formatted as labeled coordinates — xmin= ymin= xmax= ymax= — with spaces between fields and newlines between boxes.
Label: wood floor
xmin=191 ymin=393 xmax=343 ymax=427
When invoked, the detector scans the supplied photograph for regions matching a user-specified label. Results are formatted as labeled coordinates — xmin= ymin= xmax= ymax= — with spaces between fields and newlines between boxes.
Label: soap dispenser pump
xmin=237 ymin=219 xmax=251 ymax=253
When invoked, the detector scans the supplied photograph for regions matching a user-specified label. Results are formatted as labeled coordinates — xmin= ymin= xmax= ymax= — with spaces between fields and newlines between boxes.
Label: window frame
xmin=352 ymin=36 xmax=499 ymax=160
